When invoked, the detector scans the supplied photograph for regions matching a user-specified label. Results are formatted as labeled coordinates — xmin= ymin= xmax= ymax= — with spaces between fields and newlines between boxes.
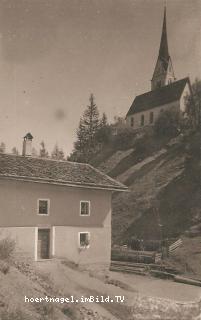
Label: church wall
xmin=179 ymin=83 xmax=190 ymax=113
xmin=126 ymin=100 xmax=180 ymax=130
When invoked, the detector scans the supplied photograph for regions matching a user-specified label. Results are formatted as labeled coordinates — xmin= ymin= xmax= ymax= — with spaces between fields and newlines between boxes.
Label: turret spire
xmin=151 ymin=7 xmax=175 ymax=90
xmin=159 ymin=7 xmax=169 ymax=62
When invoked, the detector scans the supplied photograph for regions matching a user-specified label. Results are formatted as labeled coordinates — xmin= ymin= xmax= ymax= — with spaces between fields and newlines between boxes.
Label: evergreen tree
xmin=0 ymin=142 xmax=6 ymax=153
xmin=31 ymin=147 xmax=38 ymax=157
xmin=72 ymin=93 xmax=100 ymax=162
xmin=11 ymin=147 xmax=19 ymax=155
xmin=100 ymin=112 xmax=108 ymax=127
xmin=83 ymin=93 xmax=100 ymax=144
xmin=39 ymin=141 xmax=49 ymax=158
xmin=51 ymin=144 xmax=65 ymax=160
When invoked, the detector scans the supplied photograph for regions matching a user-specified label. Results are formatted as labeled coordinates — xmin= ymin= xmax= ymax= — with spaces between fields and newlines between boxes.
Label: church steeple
xmin=159 ymin=7 xmax=169 ymax=61
xmin=151 ymin=7 xmax=175 ymax=91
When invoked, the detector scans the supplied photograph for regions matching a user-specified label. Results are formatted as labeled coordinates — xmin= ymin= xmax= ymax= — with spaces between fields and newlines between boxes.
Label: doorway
xmin=37 ymin=229 xmax=50 ymax=259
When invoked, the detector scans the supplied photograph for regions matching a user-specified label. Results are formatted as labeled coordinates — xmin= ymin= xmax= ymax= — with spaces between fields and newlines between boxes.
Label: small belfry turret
xmin=151 ymin=7 xmax=175 ymax=90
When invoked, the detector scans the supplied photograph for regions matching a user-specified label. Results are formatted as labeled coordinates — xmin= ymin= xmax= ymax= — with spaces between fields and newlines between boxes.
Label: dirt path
xmin=110 ymin=271 xmax=201 ymax=303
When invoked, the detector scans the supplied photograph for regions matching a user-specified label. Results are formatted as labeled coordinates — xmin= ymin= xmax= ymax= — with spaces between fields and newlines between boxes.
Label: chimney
xmin=22 ymin=133 xmax=33 ymax=156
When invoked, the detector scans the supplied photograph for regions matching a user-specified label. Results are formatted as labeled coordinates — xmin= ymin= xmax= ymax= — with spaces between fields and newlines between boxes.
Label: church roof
xmin=0 ymin=153 xmax=127 ymax=191
xmin=126 ymin=77 xmax=190 ymax=117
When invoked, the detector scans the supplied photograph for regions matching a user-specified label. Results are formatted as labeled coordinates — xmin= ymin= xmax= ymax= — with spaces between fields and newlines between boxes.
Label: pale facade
xmin=0 ymin=139 xmax=126 ymax=267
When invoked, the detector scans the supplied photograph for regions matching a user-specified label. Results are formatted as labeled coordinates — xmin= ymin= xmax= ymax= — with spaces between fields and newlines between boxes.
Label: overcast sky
xmin=0 ymin=0 xmax=200 ymax=156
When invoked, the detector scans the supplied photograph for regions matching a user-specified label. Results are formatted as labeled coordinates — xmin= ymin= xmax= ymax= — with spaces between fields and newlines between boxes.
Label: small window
xmin=150 ymin=112 xmax=154 ymax=124
xmin=141 ymin=114 xmax=144 ymax=126
xmin=38 ymin=199 xmax=49 ymax=215
xmin=79 ymin=232 xmax=90 ymax=248
xmin=80 ymin=201 xmax=90 ymax=216
xmin=131 ymin=117 xmax=134 ymax=127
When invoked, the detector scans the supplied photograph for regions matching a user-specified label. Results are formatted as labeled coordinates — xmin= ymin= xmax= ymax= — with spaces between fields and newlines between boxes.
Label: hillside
xmin=92 ymin=130 xmax=200 ymax=245
xmin=0 ymin=252 xmax=200 ymax=320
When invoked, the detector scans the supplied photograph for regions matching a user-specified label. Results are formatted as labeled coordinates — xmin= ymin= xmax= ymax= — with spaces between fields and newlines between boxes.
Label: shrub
xmin=0 ymin=261 xmax=9 ymax=274
xmin=0 ymin=308 xmax=30 ymax=320
xmin=154 ymin=109 xmax=180 ymax=138
xmin=113 ymin=127 xmax=135 ymax=149
xmin=0 ymin=238 xmax=15 ymax=260
xmin=33 ymin=301 xmax=56 ymax=319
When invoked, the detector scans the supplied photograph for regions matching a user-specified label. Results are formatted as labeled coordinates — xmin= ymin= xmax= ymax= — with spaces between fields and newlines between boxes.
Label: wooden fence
xmin=169 ymin=238 xmax=182 ymax=254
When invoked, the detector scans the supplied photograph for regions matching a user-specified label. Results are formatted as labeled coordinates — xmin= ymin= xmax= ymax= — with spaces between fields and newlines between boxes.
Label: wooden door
xmin=37 ymin=229 xmax=50 ymax=259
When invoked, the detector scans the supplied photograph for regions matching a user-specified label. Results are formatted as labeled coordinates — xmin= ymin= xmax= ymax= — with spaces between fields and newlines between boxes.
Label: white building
xmin=126 ymin=8 xmax=192 ymax=130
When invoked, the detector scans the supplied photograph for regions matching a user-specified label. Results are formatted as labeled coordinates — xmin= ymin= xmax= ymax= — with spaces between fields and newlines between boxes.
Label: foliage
xmin=51 ymin=144 xmax=65 ymax=160
xmin=185 ymin=78 xmax=201 ymax=129
xmin=0 ymin=142 xmax=6 ymax=153
xmin=31 ymin=147 xmax=38 ymax=157
xmin=0 ymin=260 xmax=9 ymax=274
xmin=0 ymin=237 xmax=15 ymax=260
xmin=11 ymin=147 xmax=19 ymax=155
xmin=0 ymin=308 xmax=31 ymax=320
xmin=39 ymin=141 xmax=49 ymax=158
xmin=113 ymin=126 xmax=135 ymax=150
xmin=70 ymin=94 xmax=110 ymax=163
xmin=154 ymin=109 xmax=180 ymax=137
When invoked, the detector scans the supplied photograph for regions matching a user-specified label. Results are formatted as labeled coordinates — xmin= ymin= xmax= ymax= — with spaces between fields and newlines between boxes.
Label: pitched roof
xmin=0 ymin=154 xmax=127 ymax=191
xmin=126 ymin=77 xmax=189 ymax=117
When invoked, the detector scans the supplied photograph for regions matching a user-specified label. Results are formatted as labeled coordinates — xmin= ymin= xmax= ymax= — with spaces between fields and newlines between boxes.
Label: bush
xmin=113 ymin=127 xmax=135 ymax=149
xmin=0 ymin=238 xmax=15 ymax=260
xmin=154 ymin=109 xmax=180 ymax=138
xmin=0 ymin=261 xmax=9 ymax=274
xmin=0 ymin=308 xmax=30 ymax=320
xmin=34 ymin=301 xmax=56 ymax=319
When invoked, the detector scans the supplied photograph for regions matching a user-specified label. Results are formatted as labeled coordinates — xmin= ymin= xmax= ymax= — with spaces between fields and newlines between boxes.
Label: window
xmin=140 ymin=114 xmax=144 ymax=126
xmin=131 ymin=117 xmax=134 ymax=127
xmin=80 ymin=201 xmax=90 ymax=216
xmin=38 ymin=199 xmax=49 ymax=215
xmin=79 ymin=232 xmax=90 ymax=248
xmin=149 ymin=112 xmax=154 ymax=124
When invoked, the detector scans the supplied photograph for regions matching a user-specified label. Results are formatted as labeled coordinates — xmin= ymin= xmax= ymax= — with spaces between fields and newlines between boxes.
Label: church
xmin=126 ymin=8 xmax=192 ymax=130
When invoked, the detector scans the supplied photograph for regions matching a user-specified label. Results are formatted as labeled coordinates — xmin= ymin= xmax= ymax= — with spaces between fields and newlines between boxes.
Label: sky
xmin=0 ymin=0 xmax=200 ymax=156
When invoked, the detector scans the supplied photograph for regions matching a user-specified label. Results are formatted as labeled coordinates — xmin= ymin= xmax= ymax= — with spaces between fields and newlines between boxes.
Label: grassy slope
xmin=0 ymin=256 xmax=200 ymax=320
xmin=91 ymin=131 xmax=201 ymax=245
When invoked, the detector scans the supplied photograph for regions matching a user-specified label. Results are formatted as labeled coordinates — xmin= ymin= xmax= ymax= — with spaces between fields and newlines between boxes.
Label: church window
xmin=131 ymin=117 xmax=134 ymax=127
xmin=141 ymin=115 xmax=144 ymax=126
xmin=150 ymin=112 xmax=154 ymax=124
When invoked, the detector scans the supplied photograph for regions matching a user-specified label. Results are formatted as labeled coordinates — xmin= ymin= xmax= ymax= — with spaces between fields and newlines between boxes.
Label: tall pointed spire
xmin=151 ymin=7 xmax=175 ymax=91
xmin=159 ymin=7 xmax=169 ymax=62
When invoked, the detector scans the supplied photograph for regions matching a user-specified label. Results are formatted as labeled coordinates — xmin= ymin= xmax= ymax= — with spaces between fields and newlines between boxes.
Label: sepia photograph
xmin=0 ymin=0 xmax=200 ymax=319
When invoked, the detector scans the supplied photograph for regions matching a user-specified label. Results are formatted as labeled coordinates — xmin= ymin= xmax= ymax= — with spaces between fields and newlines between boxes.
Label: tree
xmin=31 ymin=147 xmax=38 ymax=157
xmin=83 ymin=93 xmax=100 ymax=145
xmin=51 ymin=144 xmax=65 ymax=160
xmin=154 ymin=109 xmax=180 ymax=138
xmin=72 ymin=94 xmax=101 ymax=162
xmin=11 ymin=147 xmax=19 ymax=155
xmin=39 ymin=141 xmax=48 ymax=158
xmin=95 ymin=112 xmax=111 ymax=144
xmin=0 ymin=142 xmax=6 ymax=153
xmin=100 ymin=112 xmax=108 ymax=127
xmin=185 ymin=78 xmax=201 ymax=130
